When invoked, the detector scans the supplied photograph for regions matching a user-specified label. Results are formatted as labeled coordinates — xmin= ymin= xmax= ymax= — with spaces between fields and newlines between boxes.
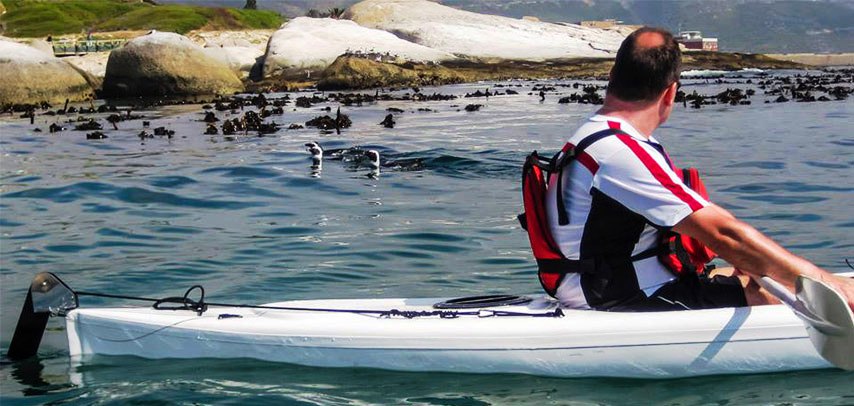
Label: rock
xmin=317 ymin=55 xmax=466 ymax=90
xmin=344 ymin=0 xmax=625 ymax=61
xmin=25 ymin=39 xmax=55 ymax=56
xmin=380 ymin=113 xmax=395 ymax=128
xmin=262 ymin=17 xmax=455 ymax=79
xmin=305 ymin=113 xmax=352 ymax=130
xmin=62 ymin=53 xmax=109 ymax=79
xmin=74 ymin=119 xmax=102 ymax=131
xmin=203 ymin=46 xmax=264 ymax=79
xmin=153 ymin=126 xmax=175 ymax=137
xmin=86 ymin=131 xmax=108 ymax=140
xmin=102 ymin=31 xmax=243 ymax=97
xmin=205 ymin=37 xmax=254 ymax=49
xmin=190 ymin=30 xmax=273 ymax=51
xmin=0 ymin=37 xmax=93 ymax=106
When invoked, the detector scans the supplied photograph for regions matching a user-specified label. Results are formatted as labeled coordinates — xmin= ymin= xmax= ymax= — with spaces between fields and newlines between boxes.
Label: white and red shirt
xmin=546 ymin=114 xmax=710 ymax=309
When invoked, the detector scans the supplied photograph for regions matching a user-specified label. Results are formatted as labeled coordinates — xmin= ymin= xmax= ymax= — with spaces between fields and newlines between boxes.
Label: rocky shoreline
xmin=0 ymin=0 xmax=832 ymax=108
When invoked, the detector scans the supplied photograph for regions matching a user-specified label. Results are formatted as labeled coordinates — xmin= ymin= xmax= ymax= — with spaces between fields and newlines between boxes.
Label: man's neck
xmin=596 ymin=96 xmax=661 ymax=138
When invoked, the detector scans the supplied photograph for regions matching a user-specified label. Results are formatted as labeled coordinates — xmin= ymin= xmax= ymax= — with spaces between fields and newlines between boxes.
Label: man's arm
xmin=673 ymin=204 xmax=854 ymax=311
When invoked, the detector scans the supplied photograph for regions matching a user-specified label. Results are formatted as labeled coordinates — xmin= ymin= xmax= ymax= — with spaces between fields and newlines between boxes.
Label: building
xmin=677 ymin=31 xmax=718 ymax=52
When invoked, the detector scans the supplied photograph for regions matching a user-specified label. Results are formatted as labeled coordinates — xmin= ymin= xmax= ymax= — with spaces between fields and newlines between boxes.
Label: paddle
xmin=757 ymin=275 xmax=854 ymax=370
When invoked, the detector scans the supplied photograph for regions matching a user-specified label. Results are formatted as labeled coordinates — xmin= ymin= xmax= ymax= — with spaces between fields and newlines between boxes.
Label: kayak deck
xmin=65 ymin=296 xmax=830 ymax=378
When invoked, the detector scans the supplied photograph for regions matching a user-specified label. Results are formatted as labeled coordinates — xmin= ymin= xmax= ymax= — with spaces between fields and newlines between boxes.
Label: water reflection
xmin=4 ymin=356 xmax=853 ymax=405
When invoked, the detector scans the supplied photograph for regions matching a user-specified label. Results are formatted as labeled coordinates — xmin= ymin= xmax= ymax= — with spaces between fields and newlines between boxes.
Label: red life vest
xmin=520 ymin=131 xmax=716 ymax=297
xmin=658 ymin=168 xmax=717 ymax=275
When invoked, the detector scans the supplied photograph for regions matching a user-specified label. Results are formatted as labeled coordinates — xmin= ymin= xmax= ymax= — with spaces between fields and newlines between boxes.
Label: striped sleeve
xmin=592 ymin=135 xmax=710 ymax=227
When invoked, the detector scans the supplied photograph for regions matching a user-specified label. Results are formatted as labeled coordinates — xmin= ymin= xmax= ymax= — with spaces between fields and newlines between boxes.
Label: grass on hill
xmin=1 ymin=0 xmax=284 ymax=38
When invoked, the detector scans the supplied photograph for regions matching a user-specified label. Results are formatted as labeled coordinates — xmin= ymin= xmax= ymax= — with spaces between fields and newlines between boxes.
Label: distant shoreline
xmin=765 ymin=53 xmax=854 ymax=67
xmin=261 ymin=51 xmax=808 ymax=92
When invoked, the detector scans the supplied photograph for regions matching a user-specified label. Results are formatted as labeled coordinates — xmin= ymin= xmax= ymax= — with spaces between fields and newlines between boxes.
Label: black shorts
xmin=613 ymin=273 xmax=748 ymax=311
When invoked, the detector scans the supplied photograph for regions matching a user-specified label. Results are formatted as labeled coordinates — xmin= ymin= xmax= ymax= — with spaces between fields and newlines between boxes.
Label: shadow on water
xmin=2 ymin=355 xmax=853 ymax=405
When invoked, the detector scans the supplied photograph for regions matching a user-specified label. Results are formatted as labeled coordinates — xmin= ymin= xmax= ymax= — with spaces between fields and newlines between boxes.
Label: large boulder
xmin=344 ymin=0 xmax=626 ymax=61
xmin=102 ymin=31 xmax=243 ymax=97
xmin=25 ymin=39 xmax=54 ymax=56
xmin=262 ymin=17 xmax=454 ymax=79
xmin=0 ymin=37 xmax=93 ymax=106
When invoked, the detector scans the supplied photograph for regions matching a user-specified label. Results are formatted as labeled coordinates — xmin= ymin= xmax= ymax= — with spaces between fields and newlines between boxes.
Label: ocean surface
xmin=1 ymin=71 xmax=853 ymax=405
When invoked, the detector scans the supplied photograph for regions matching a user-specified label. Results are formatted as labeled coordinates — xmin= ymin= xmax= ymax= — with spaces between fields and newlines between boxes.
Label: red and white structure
xmin=677 ymin=31 xmax=719 ymax=52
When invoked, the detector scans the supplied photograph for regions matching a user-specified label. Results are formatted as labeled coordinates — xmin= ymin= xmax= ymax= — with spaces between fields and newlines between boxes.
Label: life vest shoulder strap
xmin=554 ymin=127 xmax=626 ymax=225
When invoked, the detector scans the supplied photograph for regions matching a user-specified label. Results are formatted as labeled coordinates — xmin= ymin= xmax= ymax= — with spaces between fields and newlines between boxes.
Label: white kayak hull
xmin=64 ymin=296 xmax=831 ymax=379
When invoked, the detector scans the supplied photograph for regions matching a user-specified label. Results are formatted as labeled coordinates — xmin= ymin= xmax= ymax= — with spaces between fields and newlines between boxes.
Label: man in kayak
xmin=545 ymin=27 xmax=854 ymax=311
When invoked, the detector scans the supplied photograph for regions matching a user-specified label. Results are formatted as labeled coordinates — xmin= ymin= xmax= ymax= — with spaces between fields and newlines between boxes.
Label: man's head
xmin=608 ymin=27 xmax=681 ymax=103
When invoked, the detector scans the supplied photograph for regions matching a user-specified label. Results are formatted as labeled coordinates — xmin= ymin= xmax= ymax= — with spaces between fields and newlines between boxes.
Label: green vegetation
xmin=1 ymin=0 xmax=284 ymax=38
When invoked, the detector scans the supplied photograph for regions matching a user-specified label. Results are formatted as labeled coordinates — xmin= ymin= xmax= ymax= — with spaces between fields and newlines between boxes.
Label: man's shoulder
xmin=569 ymin=119 xmax=630 ymax=157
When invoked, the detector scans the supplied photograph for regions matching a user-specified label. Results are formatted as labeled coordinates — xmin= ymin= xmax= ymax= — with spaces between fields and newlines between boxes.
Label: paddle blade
xmin=797 ymin=276 xmax=854 ymax=370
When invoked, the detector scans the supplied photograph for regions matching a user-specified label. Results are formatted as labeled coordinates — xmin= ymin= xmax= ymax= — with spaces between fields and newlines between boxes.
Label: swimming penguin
xmin=305 ymin=141 xmax=323 ymax=176
xmin=365 ymin=150 xmax=380 ymax=169
xmin=305 ymin=141 xmax=323 ymax=161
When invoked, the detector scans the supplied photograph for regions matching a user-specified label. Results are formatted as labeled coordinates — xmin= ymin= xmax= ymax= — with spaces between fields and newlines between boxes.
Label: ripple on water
xmin=44 ymin=244 xmax=87 ymax=253
xmin=804 ymin=161 xmax=848 ymax=169
xmin=249 ymin=211 xmax=296 ymax=219
xmin=81 ymin=203 xmax=122 ymax=213
xmin=116 ymin=187 xmax=263 ymax=209
xmin=739 ymin=195 xmax=827 ymax=205
xmin=477 ymin=257 xmax=530 ymax=266
xmin=3 ymin=182 xmax=263 ymax=209
xmin=146 ymin=226 xmax=204 ymax=235
xmin=743 ymin=213 xmax=823 ymax=222
xmin=721 ymin=181 xmax=852 ymax=194
xmin=199 ymin=166 xmax=281 ymax=179
xmin=788 ymin=240 xmax=833 ymax=250
xmin=394 ymin=232 xmax=468 ymax=243
xmin=217 ymin=182 xmax=289 ymax=199
xmin=829 ymin=139 xmax=854 ymax=147
xmin=383 ymin=249 xmax=435 ymax=259
xmin=97 ymin=227 xmax=157 ymax=240
xmin=265 ymin=226 xmax=319 ymax=235
xmin=0 ymin=218 xmax=24 ymax=227
xmin=724 ymin=161 xmax=786 ymax=170
xmin=148 ymin=176 xmax=198 ymax=188
xmin=404 ymin=243 xmax=470 ymax=254
xmin=14 ymin=175 xmax=41 ymax=183
xmin=94 ymin=240 xmax=169 ymax=249
xmin=5 ymin=232 xmax=49 ymax=240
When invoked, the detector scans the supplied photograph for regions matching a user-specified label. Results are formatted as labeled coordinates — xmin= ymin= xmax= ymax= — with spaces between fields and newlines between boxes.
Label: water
xmin=1 ymin=73 xmax=853 ymax=404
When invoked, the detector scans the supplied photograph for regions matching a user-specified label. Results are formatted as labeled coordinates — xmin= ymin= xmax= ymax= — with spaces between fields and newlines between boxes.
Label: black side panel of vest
xmin=578 ymin=188 xmax=648 ymax=308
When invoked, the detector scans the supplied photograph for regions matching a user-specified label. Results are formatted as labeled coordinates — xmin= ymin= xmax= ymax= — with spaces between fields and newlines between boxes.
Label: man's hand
xmin=820 ymin=274 xmax=854 ymax=314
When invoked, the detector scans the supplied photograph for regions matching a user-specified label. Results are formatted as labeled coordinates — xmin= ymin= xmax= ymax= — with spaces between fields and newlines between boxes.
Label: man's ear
xmin=662 ymin=81 xmax=678 ymax=107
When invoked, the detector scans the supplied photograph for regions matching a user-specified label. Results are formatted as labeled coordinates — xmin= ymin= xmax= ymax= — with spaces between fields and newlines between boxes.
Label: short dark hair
xmin=608 ymin=27 xmax=681 ymax=102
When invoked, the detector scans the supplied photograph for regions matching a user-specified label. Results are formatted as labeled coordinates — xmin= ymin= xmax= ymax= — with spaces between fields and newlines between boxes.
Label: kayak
xmin=10 ymin=272 xmax=852 ymax=379
xmin=65 ymin=297 xmax=829 ymax=379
